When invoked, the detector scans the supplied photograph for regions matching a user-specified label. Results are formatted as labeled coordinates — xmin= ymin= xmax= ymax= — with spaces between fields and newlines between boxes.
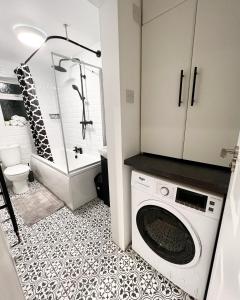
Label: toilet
xmin=0 ymin=145 xmax=30 ymax=194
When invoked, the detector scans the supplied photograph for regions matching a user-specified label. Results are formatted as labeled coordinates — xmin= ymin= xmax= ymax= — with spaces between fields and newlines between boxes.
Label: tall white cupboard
xmin=141 ymin=0 xmax=240 ymax=166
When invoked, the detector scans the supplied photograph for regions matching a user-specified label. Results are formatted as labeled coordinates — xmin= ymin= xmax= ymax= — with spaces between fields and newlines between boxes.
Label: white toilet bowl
xmin=4 ymin=164 xmax=30 ymax=194
xmin=0 ymin=145 xmax=30 ymax=194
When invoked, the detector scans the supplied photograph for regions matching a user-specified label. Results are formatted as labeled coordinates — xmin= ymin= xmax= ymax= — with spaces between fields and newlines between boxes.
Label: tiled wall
xmin=54 ymin=43 xmax=104 ymax=157
xmin=0 ymin=59 xmax=33 ymax=164
xmin=29 ymin=49 xmax=68 ymax=170
xmin=0 ymin=42 xmax=104 ymax=168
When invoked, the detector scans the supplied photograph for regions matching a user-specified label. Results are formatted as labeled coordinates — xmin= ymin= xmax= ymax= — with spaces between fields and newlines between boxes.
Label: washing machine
xmin=131 ymin=171 xmax=223 ymax=300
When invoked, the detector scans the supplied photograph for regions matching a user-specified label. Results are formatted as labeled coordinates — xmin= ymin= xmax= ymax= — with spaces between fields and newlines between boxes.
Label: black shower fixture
xmin=20 ymin=35 xmax=101 ymax=65
xmin=52 ymin=58 xmax=74 ymax=73
xmin=53 ymin=59 xmax=67 ymax=72
xmin=53 ymin=58 xmax=87 ymax=75
xmin=53 ymin=56 xmax=93 ymax=140
xmin=54 ymin=65 xmax=66 ymax=72
xmin=72 ymin=84 xmax=82 ymax=98
xmin=72 ymin=82 xmax=93 ymax=140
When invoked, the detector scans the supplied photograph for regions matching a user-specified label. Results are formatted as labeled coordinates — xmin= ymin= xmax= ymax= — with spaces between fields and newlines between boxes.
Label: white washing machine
xmin=131 ymin=171 xmax=223 ymax=300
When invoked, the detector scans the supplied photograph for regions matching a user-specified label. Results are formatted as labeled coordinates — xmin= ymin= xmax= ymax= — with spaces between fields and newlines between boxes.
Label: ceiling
xmin=0 ymin=0 xmax=100 ymax=71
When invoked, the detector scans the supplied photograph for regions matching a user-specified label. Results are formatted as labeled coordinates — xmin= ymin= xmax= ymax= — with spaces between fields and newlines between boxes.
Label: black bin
xmin=94 ymin=173 xmax=104 ymax=200
xmin=101 ymin=156 xmax=110 ymax=206
xmin=94 ymin=156 xmax=110 ymax=206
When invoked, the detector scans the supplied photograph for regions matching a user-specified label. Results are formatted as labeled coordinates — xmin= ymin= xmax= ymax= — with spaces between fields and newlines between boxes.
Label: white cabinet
xmin=142 ymin=0 xmax=186 ymax=24
xmin=183 ymin=0 xmax=240 ymax=166
xmin=141 ymin=0 xmax=197 ymax=158
xmin=141 ymin=0 xmax=240 ymax=167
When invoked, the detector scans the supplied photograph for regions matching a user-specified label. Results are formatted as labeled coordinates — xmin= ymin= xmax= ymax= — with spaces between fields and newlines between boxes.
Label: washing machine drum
xmin=136 ymin=205 xmax=197 ymax=265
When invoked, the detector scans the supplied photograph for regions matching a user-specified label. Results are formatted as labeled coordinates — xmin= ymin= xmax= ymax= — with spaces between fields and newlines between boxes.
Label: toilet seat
xmin=4 ymin=164 xmax=30 ymax=176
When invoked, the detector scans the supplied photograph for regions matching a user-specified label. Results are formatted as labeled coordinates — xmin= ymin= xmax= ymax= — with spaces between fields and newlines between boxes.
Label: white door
xmin=183 ymin=0 xmax=240 ymax=167
xmin=207 ymin=134 xmax=240 ymax=299
xmin=0 ymin=228 xmax=25 ymax=300
xmin=141 ymin=0 xmax=197 ymax=159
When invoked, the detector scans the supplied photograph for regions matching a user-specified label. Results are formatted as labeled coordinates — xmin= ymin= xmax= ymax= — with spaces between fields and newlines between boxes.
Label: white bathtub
xmin=30 ymin=152 xmax=101 ymax=210
xmin=50 ymin=148 xmax=101 ymax=173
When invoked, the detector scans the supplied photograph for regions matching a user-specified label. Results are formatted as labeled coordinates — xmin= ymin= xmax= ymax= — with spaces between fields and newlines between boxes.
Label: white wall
xmin=119 ymin=0 xmax=141 ymax=249
xmin=0 ymin=59 xmax=33 ymax=164
xmin=78 ymin=42 xmax=102 ymax=67
xmin=99 ymin=0 xmax=141 ymax=250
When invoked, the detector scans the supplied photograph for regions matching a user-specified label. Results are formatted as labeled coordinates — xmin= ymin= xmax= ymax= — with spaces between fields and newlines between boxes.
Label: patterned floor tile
xmin=89 ymin=251 xmax=155 ymax=300
xmin=24 ymin=278 xmax=69 ymax=300
xmin=0 ymin=181 xmax=193 ymax=300
xmin=102 ymin=240 xmax=120 ymax=255
xmin=126 ymin=248 xmax=155 ymax=274
xmin=58 ymin=257 xmax=91 ymax=281
xmin=142 ymin=271 xmax=194 ymax=300
xmin=20 ymin=259 xmax=56 ymax=285
xmin=12 ymin=243 xmax=47 ymax=265
xmin=66 ymin=274 xmax=115 ymax=300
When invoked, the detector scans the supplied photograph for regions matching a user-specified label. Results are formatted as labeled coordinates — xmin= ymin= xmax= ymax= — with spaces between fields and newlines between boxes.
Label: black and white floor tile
xmin=0 ymin=181 xmax=194 ymax=300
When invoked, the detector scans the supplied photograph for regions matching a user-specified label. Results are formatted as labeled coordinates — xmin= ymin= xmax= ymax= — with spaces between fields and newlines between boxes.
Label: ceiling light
xmin=13 ymin=24 xmax=47 ymax=48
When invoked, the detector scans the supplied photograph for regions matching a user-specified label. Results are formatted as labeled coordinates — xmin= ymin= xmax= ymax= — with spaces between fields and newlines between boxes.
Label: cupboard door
xmin=143 ymin=0 xmax=187 ymax=24
xmin=141 ymin=0 xmax=197 ymax=158
xmin=183 ymin=0 xmax=240 ymax=167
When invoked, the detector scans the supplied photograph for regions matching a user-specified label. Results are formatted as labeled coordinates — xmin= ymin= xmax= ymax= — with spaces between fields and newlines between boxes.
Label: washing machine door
xmin=136 ymin=202 xmax=201 ymax=267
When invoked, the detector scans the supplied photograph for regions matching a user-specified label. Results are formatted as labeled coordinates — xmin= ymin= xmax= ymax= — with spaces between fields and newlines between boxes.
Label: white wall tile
xmin=53 ymin=45 xmax=104 ymax=157
xmin=0 ymin=59 xmax=33 ymax=164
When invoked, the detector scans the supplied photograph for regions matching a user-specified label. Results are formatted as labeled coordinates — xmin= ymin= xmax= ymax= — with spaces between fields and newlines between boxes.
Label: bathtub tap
xmin=73 ymin=146 xmax=83 ymax=158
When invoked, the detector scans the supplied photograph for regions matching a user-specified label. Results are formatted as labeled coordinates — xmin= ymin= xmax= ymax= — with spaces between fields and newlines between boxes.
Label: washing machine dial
xmin=160 ymin=186 xmax=169 ymax=196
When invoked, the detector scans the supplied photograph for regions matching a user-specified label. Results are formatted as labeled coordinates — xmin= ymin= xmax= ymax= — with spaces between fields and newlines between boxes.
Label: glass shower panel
xmin=52 ymin=52 xmax=104 ymax=173
xmin=84 ymin=62 xmax=105 ymax=155
xmin=27 ymin=46 xmax=68 ymax=173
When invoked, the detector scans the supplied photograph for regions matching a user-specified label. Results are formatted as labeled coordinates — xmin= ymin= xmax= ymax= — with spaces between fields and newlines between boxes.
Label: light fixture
xmin=13 ymin=24 xmax=47 ymax=48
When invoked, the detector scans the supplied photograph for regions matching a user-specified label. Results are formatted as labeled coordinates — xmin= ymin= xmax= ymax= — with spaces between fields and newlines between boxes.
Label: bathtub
xmin=30 ymin=152 xmax=101 ymax=210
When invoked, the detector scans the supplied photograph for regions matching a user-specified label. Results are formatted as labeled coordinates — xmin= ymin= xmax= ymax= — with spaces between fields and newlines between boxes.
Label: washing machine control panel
xmin=132 ymin=171 xmax=223 ymax=219
xmin=160 ymin=187 xmax=169 ymax=196
xmin=154 ymin=178 xmax=223 ymax=219
xmin=155 ymin=181 xmax=176 ymax=201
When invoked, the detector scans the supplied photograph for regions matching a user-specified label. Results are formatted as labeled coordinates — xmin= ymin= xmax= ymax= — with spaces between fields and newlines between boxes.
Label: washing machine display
xmin=136 ymin=205 xmax=195 ymax=265
xmin=176 ymin=188 xmax=208 ymax=212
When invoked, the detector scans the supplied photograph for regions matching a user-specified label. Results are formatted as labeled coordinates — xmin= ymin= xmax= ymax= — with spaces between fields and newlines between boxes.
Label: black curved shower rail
xmin=23 ymin=35 xmax=101 ymax=65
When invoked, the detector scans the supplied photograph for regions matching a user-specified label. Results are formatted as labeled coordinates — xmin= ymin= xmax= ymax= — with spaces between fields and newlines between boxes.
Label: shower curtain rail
xmin=22 ymin=35 xmax=101 ymax=65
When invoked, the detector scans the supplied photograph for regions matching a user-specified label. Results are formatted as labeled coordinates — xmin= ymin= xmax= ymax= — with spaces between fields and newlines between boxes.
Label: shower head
xmin=72 ymin=84 xmax=79 ymax=91
xmin=72 ymin=84 xmax=84 ymax=101
xmin=53 ymin=65 xmax=67 ymax=72
xmin=53 ymin=57 xmax=81 ymax=72
xmin=52 ymin=58 xmax=71 ymax=72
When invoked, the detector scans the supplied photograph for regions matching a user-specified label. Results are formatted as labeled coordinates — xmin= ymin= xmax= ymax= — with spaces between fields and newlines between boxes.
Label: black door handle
xmin=178 ymin=69 xmax=184 ymax=107
xmin=191 ymin=67 xmax=198 ymax=106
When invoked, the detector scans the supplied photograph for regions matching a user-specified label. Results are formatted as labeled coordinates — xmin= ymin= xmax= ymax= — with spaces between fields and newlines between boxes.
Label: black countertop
xmin=124 ymin=153 xmax=231 ymax=195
